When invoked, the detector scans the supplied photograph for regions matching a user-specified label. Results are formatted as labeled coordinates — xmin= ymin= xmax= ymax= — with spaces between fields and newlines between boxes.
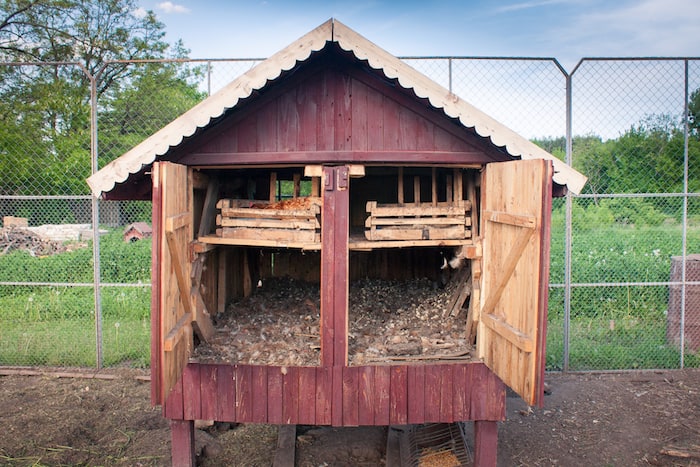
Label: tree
xmin=0 ymin=0 xmax=205 ymax=199
xmin=689 ymin=87 xmax=700 ymax=137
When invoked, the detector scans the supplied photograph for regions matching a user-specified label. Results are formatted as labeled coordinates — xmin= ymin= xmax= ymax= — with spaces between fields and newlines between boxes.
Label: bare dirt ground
xmin=1 ymin=367 xmax=699 ymax=466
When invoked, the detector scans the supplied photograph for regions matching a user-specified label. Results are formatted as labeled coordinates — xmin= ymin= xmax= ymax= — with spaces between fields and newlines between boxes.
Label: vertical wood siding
xmin=195 ymin=69 xmax=481 ymax=156
xmin=166 ymin=362 xmax=505 ymax=425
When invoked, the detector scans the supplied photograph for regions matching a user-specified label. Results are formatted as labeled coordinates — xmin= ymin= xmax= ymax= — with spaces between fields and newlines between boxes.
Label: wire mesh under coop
xmin=401 ymin=422 xmax=472 ymax=466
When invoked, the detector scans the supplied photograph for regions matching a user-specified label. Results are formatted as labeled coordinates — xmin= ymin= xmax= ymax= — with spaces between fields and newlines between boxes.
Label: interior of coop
xmin=190 ymin=165 xmax=480 ymax=366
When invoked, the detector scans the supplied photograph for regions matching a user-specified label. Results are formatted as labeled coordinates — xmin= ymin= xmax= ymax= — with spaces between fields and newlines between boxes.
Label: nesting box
xmin=88 ymin=19 xmax=586 ymax=467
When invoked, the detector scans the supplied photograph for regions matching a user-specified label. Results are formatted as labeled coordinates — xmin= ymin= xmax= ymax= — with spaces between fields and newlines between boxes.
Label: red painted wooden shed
xmin=88 ymin=19 xmax=585 ymax=466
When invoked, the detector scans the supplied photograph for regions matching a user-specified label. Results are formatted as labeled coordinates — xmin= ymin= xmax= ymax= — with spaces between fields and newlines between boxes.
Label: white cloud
xmin=495 ymin=0 xmax=572 ymax=13
xmin=563 ymin=0 xmax=700 ymax=57
xmin=132 ymin=7 xmax=148 ymax=19
xmin=157 ymin=1 xmax=190 ymax=14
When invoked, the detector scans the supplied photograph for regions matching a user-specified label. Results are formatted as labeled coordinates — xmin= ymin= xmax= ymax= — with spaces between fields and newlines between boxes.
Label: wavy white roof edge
xmin=87 ymin=18 xmax=586 ymax=197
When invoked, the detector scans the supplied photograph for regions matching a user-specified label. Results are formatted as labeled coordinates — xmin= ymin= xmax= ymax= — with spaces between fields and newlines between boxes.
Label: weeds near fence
xmin=0 ymin=230 xmax=151 ymax=367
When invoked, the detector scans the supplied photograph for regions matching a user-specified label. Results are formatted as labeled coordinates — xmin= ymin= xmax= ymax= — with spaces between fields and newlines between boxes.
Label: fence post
xmin=88 ymin=69 xmax=103 ymax=369
xmin=563 ymin=69 xmax=574 ymax=372
xmin=680 ymin=59 xmax=690 ymax=368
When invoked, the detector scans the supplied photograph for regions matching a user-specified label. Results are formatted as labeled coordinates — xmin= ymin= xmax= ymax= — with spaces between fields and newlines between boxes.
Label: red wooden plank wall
xmin=195 ymin=69 xmax=480 ymax=157
xmin=164 ymin=362 xmax=506 ymax=425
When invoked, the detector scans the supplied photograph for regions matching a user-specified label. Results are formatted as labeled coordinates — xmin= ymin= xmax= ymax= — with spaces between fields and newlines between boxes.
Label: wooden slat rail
xmin=365 ymin=201 xmax=472 ymax=241
xmin=215 ymin=198 xmax=322 ymax=244
xmin=218 ymin=207 xmax=321 ymax=219
xmin=218 ymin=218 xmax=319 ymax=229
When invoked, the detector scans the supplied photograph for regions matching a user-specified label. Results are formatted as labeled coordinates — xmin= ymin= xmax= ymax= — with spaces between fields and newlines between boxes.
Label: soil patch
xmin=0 ymin=367 xmax=698 ymax=466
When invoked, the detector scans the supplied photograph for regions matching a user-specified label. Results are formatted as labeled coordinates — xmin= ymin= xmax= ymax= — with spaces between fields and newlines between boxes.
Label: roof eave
xmin=87 ymin=18 xmax=586 ymax=198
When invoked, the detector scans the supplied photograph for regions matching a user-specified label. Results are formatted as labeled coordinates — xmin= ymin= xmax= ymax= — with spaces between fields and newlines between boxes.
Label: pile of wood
xmin=215 ymin=197 xmax=322 ymax=243
xmin=365 ymin=200 xmax=472 ymax=241
xmin=0 ymin=226 xmax=68 ymax=256
xmin=191 ymin=276 xmax=474 ymax=366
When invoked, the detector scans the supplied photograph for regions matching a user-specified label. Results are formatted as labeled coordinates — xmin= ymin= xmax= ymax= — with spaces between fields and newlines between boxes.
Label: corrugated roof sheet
xmin=87 ymin=18 xmax=586 ymax=197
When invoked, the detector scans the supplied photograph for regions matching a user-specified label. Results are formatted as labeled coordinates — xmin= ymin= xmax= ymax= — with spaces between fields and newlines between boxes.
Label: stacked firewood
xmin=0 ymin=227 xmax=66 ymax=256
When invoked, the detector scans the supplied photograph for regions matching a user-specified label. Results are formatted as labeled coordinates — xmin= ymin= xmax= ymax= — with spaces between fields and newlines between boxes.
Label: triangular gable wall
xmin=168 ymin=47 xmax=506 ymax=166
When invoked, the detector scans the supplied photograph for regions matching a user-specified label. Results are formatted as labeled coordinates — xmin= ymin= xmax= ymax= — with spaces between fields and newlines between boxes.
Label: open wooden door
xmin=477 ymin=159 xmax=553 ymax=407
xmin=151 ymin=161 xmax=194 ymax=405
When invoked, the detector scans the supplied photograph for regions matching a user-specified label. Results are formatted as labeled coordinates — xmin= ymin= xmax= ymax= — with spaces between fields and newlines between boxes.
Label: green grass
xmin=545 ymin=218 xmax=700 ymax=370
xmin=546 ymin=312 xmax=700 ymax=371
xmin=0 ymin=229 xmax=151 ymax=367
xmin=0 ymin=285 xmax=151 ymax=367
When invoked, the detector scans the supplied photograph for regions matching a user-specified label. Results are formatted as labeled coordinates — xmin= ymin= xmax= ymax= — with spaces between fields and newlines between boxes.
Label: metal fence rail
xmin=0 ymin=56 xmax=698 ymax=371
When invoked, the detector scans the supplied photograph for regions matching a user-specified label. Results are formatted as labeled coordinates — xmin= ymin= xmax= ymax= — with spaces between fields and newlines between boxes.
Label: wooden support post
xmin=446 ymin=174 xmax=453 ymax=205
xmin=311 ymin=177 xmax=320 ymax=196
xmin=217 ymin=248 xmax=227 ymax=315
xmin=453 ymin=168 xmax=463 ymax=204
xmin=467 ymin=174 xmax=478 ymax=237
xmin=170 ymin=419 xmax=196 ymax=467
xmin=269 ymin=172 xmax=277 ymax=202
xmin=413 ymin=176 xmax=420 ymax=206
xmin=273 ymin=425 xmax=297 ymax=467
xmin=397 ymin=167 xmax=404 ymax=205
xmin=293 ymin=173 xmax=301 ymax=198
xmin=431 ymin=168 xmax=437 ymax=207
xmin=474 ymin=420 xmax=498 ymax=467
xmin=197 ymin=177 xmax=220 ymax=237
xmin=242 ymin=248 xmax=252 ymax=298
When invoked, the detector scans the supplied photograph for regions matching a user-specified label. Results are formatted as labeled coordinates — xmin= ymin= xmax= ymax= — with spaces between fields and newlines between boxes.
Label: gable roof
xmin=87 ymin=18 xmax=586 ymax=197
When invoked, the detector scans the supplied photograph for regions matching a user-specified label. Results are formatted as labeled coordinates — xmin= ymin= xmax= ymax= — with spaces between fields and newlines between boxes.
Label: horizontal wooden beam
xmin=305 ymin=164 xmax=365 ymax=178
xmin=180 ymin=151 xmax=491 ymax=166
xmin=197 ymin=234 xmax=478 ymax=252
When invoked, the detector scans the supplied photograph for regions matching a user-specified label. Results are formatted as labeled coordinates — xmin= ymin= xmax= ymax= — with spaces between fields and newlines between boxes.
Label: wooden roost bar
xmin=87 ymin=19 xmax=586 ymax=467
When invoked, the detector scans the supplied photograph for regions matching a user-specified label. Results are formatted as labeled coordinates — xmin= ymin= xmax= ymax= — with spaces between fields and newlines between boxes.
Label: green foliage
xmin=99 ymin=57 xmax=207 ymax=165
xmin=600 ymin=198 xmax=666 ymax=226
xmin=689 ymin=87 xmax=700 ymax=137
xmin=0 ymin=0 xmax=204 ymax=197
xmin=98 ymin=230 xmax=152 ymax=283
xmin=573 ymin=113 xmax=699 ymax=197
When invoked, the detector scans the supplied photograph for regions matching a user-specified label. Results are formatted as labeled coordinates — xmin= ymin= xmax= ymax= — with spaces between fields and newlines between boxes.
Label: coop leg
xmin=170 ymin=419 xmax=195 ymax=467
xmin=473 ymin=420 xmax=497 ymax=467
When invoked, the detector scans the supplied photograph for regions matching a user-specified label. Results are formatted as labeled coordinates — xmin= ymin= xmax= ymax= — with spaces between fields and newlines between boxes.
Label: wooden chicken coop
xmin=88 ymin=19 xmax=585 ymax=467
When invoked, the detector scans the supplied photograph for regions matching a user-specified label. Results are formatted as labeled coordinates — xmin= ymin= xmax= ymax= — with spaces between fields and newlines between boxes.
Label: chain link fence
xmin=0 ymin=56 xmax=698 ymax=372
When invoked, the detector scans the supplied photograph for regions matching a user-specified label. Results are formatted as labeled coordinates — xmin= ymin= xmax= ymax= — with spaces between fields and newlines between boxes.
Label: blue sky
xmin=135 ymin=0 xmax=700 ymax=72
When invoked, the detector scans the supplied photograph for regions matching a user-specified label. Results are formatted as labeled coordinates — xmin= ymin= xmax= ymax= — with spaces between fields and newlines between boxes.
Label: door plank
xmin=478 ymin=159 xmax=552 ymax=407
